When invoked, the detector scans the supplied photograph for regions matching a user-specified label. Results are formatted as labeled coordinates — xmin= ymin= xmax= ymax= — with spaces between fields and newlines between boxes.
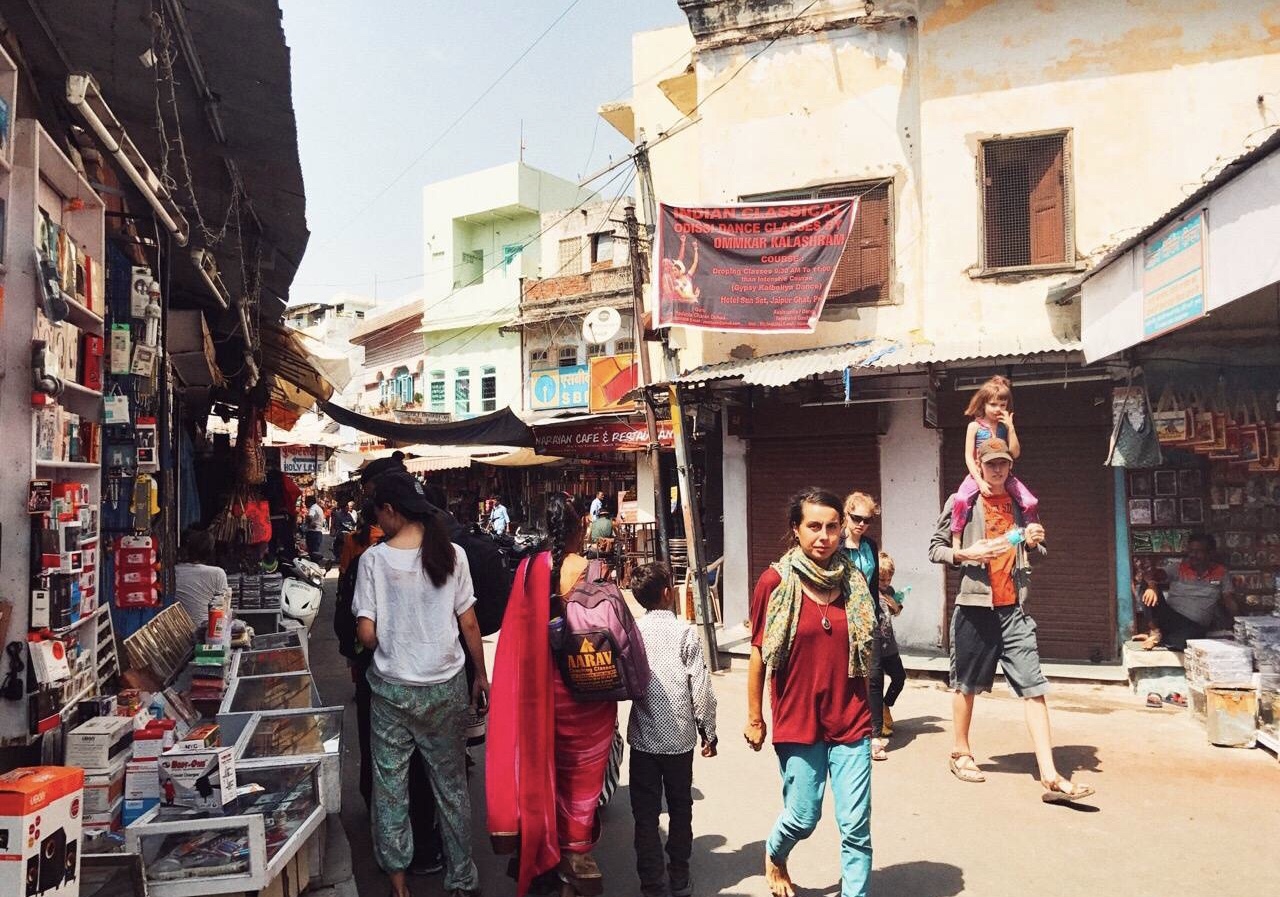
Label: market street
xmin=310 ymin=582 xmax=1280 ymax=897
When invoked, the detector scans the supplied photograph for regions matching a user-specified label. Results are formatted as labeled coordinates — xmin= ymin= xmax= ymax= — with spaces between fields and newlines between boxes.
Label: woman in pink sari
xmin=488 ymin=493 xmax=616 ymax=896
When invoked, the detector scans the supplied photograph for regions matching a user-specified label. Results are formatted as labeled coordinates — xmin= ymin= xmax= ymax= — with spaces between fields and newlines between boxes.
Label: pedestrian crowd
xmin=330 ymin=374 xmax=1104 ymax=897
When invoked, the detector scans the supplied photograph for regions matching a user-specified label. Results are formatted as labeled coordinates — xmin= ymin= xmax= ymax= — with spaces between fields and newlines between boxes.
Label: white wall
xmin=423 ymin=325 xmax=521 ymax=420
xmin=720 ymin=433 xmax=750 ymax=629
xmin=878 ymin=399 xmax=946 ymax=651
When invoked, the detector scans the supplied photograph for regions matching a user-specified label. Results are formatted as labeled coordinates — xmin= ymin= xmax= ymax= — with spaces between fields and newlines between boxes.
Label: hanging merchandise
xmin=130 ymin=342 xmax=157 ymax=378
xmin=245 ymin=494 xmax=272 ymax=545
xmin=110 ymin=323 xmax=131 ymax=374
xmin=1152 ymin=386 xmax=1191 ymax=445
xmin=1107 ymin=382 xmax=1162 ymax=469
xmin=130 ymin=266 xmax=153 ymax=317
xmin=113 ymin=535 xmax=159 ymax=608
xmin=103 ymin=383 xmax=130 ymax=425
xmin=135 ymin=417 xmax=159 ymax=473
xmin=131 ymin=474 xmax=160 ymax=531
xmin=143 ymin=279 xmax=162 ymax=347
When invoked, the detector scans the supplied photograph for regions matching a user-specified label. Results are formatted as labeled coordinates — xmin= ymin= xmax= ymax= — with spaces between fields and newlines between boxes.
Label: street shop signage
xmin=279 ymin=446 xmax=318 ymax=474
xmin=1143 ymin=210 xmax=1206 ymax=340
xmin=534 ymin=420 xmax=674 ymax=456
xmin=653 ymin=199 xmax=858 ymax=333
xmin=589 ymin=354 xmax=638 ymax=414
xmin=530 ymin=364 xmax=589 ymax=410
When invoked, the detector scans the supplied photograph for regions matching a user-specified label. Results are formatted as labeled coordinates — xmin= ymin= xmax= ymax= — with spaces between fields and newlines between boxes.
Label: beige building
xmin=605 ymin=0 xmax=1280 ymax=660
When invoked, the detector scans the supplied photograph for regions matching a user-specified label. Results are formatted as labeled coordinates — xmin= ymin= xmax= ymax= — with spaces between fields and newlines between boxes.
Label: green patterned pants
xmin=368 ymin=667 xmax=479 ymax=891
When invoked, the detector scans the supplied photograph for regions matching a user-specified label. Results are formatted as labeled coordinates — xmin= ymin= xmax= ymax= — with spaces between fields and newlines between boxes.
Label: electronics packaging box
xmin=65 ymin=715 xmax=134 ymax=771
xmin=82 ymin=755 xmax=127 ymax=816
xmin=0 ymin=766 xmax=84 ymax=897
xmin=158 ymin=745 xmax=236 ymax=813
xmin=123 ymin=760 xmax=159 ymax=801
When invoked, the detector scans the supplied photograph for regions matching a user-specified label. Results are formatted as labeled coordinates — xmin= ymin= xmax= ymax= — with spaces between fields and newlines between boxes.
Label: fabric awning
xmin=476 ymin=447 xmax=565 ymax=467
xmin=319 ymin=403 xmax=535 ymax=447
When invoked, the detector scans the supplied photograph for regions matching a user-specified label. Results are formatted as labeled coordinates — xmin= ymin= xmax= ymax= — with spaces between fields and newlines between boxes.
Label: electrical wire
xmin=316 ymin=0 xmax=586 ymax=247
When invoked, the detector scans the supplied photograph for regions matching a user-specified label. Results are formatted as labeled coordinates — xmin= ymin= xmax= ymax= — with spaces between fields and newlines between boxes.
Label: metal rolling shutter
xmin=942 ymin=387 xmax=1115 ymax=661
xmin=747 ymin=435 xmax=881 ymax=586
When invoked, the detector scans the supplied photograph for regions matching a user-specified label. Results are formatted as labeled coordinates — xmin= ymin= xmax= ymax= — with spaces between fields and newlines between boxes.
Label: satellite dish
xmin=582 ymin=306 xmax=623 ymax=345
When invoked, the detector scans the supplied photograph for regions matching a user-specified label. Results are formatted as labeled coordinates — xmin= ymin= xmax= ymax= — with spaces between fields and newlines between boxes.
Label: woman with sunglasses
xmin=488 ymin=493 xmax=616 ymax=897
xmin=745 ymin=488 xmax=877 ymax=897
xmin=842 ymin=492 xmax=886 ymax=760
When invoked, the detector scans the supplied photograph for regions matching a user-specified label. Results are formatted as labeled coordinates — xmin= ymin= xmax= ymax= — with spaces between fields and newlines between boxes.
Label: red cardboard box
xmin=0 ymin=767 xmax=84 ymax=897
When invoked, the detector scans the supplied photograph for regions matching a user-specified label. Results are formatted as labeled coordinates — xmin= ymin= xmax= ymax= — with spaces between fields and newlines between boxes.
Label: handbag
xmin=1152 ymin=386 xmax=1190 ymax=445
xmin=1107 ymin=381 xmax=1162 ymax=469
xmin=1185 ymin=388 xmax=1216 ymax=448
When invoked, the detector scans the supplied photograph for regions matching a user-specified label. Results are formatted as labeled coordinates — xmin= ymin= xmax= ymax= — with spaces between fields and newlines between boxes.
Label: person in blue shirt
xmin=842 ymin=491 xmax=885 ymax=760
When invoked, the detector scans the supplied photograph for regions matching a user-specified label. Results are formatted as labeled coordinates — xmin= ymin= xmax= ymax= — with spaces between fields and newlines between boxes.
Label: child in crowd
xmin=950 ymin=375 xmax=1038 ymax=549
xmin=627 ymin=563 xmax=718 ymax=897
xmin=875 ymin=552 xmax=908 ymax=746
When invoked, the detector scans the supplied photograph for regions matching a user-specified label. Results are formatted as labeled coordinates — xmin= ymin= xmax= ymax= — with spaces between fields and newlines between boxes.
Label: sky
xmin=279 ymin=0 xmax=686 ymax=309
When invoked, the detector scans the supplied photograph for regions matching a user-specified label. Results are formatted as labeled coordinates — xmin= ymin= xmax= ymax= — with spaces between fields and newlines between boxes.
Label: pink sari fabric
xmin=487 ymin=553 xmax=558 ymax=896
xmin=486 ymin=552 xmax=619 ymax=895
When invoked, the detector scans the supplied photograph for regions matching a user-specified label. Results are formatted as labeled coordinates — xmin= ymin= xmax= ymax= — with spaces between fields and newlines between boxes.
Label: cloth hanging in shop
xmin=318 ymin=402 xmax=535 ymax=447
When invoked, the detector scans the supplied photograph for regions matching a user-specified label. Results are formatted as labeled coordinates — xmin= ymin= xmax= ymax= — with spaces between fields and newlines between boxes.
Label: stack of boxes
xmin=124 ymin=718 xmax=176 ymax=826
xmin=188 ymin=643 xmax=228 ymax=704
xmin=64 ymin=715 xmax=133 ymax=841
xmin=157 ymin=723 xmax=237 ymax=815
xmin=0 ymin=767 xmax=85 ymax=897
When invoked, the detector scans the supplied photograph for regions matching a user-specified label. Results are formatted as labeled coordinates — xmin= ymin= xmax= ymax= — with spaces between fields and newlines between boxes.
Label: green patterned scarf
xmin=761 ymin=546 xmax=876 ymax=678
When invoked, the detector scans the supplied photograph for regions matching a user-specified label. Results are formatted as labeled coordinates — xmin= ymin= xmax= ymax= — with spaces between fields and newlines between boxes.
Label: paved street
xmin=309 ymin=583 xmax=1280 ymax=897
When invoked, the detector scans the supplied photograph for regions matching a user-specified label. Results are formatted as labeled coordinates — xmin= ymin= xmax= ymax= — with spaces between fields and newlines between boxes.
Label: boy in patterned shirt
xmin=627 ymin=564 xmax=718 ymax=897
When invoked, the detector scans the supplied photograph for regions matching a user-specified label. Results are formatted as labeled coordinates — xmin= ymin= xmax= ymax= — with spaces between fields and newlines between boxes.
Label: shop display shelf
xmin=46 ymin=602 xmax=106 ymax=637
xmin=35 ymin=458 xmax=101 ymax=471
xmin=57 ymin=289 xmax=105 ymax=335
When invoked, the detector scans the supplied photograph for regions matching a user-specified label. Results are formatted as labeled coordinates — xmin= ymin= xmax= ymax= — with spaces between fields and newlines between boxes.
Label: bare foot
xmin=765 ymin=853 xmax=795 ymax=897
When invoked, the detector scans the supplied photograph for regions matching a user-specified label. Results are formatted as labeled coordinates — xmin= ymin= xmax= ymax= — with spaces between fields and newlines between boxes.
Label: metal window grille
xmin=558 ymin=345 xmax=579 ymax=367
xmin=558 ymin=237 xmax=582 ymax=274
xmin=587 ymin=342 xmax=606 ymax=358
xmin=529 ymin=349 xmax=549 ymax=367
xmin=454 ymin=368 xmax=470 ymax=415
xmin=981 ymin=133 xmax=1071 ymax=270
xmin=615 ymin=338 xmax=635 ymax=355
xmin=429 ymin=372 xmax=445 ymax=411
xmin=481 ymin=366 xmax=497 ymax=412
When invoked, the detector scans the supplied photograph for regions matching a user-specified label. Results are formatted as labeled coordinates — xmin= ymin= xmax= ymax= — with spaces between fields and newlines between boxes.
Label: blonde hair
xmin=878 ymin=551 xmax=895 ymax=577
xmin=843 ymin=491 xmax=881 ymax=517
xmin=964 ymin=375 xmax=1013 ymax=418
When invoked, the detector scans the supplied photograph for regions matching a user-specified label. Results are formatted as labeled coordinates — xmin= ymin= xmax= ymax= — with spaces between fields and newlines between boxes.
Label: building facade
xmin=608 ymin=0 xmax=1280 ymax=659
xmin=420 ymin=162 xmax=595 ymax=420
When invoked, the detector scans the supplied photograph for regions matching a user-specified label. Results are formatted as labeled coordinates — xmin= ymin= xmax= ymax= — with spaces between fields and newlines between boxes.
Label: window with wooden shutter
xmin=980 ymin=132 xmax=1072 ymax=271
xmin=741 ymin=180 xmax=894 ymax=309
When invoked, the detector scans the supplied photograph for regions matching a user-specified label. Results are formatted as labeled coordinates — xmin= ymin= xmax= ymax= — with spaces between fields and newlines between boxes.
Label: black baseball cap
xmin=371 ymin=470 xmax=434 ymax=515
xmin=361 ymin=450 xmax=407 ymax=482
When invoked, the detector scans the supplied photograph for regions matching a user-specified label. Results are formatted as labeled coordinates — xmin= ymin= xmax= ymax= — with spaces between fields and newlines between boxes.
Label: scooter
xmin=276 ymin=555 xmax=324 ymax=631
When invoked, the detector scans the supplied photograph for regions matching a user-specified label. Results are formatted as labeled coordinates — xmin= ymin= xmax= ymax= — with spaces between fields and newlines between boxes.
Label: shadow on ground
xmin=885 ymin=714 xmax=945 ymax=751
xmin=983 ymin=743 xmax=1102 ymax=780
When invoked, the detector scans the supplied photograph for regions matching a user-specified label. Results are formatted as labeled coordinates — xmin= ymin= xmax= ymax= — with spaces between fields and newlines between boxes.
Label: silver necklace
xmin=807 ymin=588 xmax=836 ymax=632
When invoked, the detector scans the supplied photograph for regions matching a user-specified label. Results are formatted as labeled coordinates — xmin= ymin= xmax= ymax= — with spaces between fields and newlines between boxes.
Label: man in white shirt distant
xmin=488 ymin=496 xmax=510 ymax=536
xmin=590 ymin=490 xmax=605 ymax=520
xmin=306 ymin=495 xmax=326 ymax=559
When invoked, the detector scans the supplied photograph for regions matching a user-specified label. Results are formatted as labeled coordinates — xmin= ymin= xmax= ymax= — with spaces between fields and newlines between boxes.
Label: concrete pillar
xmin=721 ymin=433 xmax=750 ymax=629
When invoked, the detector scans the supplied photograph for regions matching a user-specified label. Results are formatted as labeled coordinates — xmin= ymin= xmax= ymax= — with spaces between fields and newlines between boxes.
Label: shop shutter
xmin=942 ymin=388 xmax=1114 ymax=661
xmin=746 ymin=434 xmax=881 ymax=590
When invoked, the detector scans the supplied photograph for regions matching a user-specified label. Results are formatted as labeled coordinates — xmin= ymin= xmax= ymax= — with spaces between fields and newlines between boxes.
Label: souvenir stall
xmin=1113 ymin=369 xmax=1280 ymax=756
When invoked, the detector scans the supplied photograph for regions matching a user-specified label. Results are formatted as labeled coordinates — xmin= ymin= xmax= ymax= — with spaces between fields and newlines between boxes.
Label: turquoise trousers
xmin=766 ymin=738 xmax=872 ymax=897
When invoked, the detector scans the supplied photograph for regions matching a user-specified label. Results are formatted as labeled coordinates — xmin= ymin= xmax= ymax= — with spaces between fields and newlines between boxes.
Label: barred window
xmin=558 ymin=237 xmax=582 ymax=275
xmin=558 ymin=345 xmax=579 ymax=368
xmin=454 ymin=368 xmax=470 ymax=416
xmin=980 ymin=132 xmax=1072 ymax=271
xmin=481 ymin=366 xmax=497 ymax=412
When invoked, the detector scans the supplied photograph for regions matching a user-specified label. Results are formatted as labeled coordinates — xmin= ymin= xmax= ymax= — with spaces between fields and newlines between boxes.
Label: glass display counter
xmin=232 ymin=707 xmax=344 ymax=813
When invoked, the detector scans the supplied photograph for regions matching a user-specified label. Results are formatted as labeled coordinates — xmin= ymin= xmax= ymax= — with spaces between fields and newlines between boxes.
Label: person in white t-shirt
xmin=352 ymin=472 xmax=489 ymax=897
xmin=173 ymin=529 xmax=227 ymax=633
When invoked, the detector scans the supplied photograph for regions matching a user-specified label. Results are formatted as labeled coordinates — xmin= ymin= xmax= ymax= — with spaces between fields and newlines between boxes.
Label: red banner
xmin=653 ymin=199 xmax=858 ymax=333
xmin=534 ymin=420 xmax=674 ymax=456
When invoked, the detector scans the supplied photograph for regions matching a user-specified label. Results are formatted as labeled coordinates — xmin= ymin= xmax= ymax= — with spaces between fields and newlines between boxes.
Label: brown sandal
xmin=1041 ymin=777 xmax=1095 ymax=803
xmin=948 ymin=751 xmax=985 ymax=783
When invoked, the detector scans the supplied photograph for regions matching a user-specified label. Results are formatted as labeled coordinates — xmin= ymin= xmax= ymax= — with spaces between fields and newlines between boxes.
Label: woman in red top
xmin=745 ymin=488 xmax=878 ymax=897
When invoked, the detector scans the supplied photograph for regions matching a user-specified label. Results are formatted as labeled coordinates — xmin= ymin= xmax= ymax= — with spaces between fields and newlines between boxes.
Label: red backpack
xmin=554 ymin=577 xmax=650 ymax=702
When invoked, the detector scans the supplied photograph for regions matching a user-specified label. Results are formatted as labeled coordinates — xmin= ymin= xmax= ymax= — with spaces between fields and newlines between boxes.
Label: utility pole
xmin=631 ymin=140 xmax=720 ymax=671
xmin=624 ymin=200 xmax=669 ymax=565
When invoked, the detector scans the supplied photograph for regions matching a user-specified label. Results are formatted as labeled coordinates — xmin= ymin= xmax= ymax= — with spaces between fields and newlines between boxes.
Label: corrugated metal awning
xmin=673 ymin=337 xmax=1083 ymax=388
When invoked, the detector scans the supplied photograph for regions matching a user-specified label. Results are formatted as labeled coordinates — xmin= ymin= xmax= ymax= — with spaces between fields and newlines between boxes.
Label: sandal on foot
xmin=871 ymin=739 xmax=888 ymax=761
xmin=948 ymin=751 xmax=985 ymax=783
xmin=557 ymin=853 xmax=603 ymax=897
xmin=1145 ymin=692 xmax=1163 ymax=708
xmin=1041 ymin=777 xmax=1095 ymax=803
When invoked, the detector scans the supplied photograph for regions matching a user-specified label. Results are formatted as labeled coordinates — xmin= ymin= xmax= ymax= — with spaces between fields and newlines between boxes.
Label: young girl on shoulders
xmin=950 ymin=375 xmax=1038 ymax=549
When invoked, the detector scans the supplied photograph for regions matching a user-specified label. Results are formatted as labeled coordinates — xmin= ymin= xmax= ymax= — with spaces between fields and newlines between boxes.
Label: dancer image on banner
xmin=659 ymin=234 xmax=700 ymax=311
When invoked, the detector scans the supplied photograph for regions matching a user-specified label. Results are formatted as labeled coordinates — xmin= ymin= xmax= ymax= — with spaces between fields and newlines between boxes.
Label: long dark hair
xmin=373 ymin=474 xmax=456 ymax=587
xmin=784 ymin=487 xmax=844 ymax=548
xmin=544 ymin=491 xmax=584 ymax=599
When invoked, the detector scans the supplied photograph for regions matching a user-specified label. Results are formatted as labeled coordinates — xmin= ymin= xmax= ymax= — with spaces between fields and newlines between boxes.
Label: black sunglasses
xmin=846 ymin=513 xmax=871 ymax=525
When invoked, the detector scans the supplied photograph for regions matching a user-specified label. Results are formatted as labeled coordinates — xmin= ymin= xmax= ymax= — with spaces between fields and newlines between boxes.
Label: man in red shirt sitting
xmin=928 ymin=438 xmax=1095 ymax=804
